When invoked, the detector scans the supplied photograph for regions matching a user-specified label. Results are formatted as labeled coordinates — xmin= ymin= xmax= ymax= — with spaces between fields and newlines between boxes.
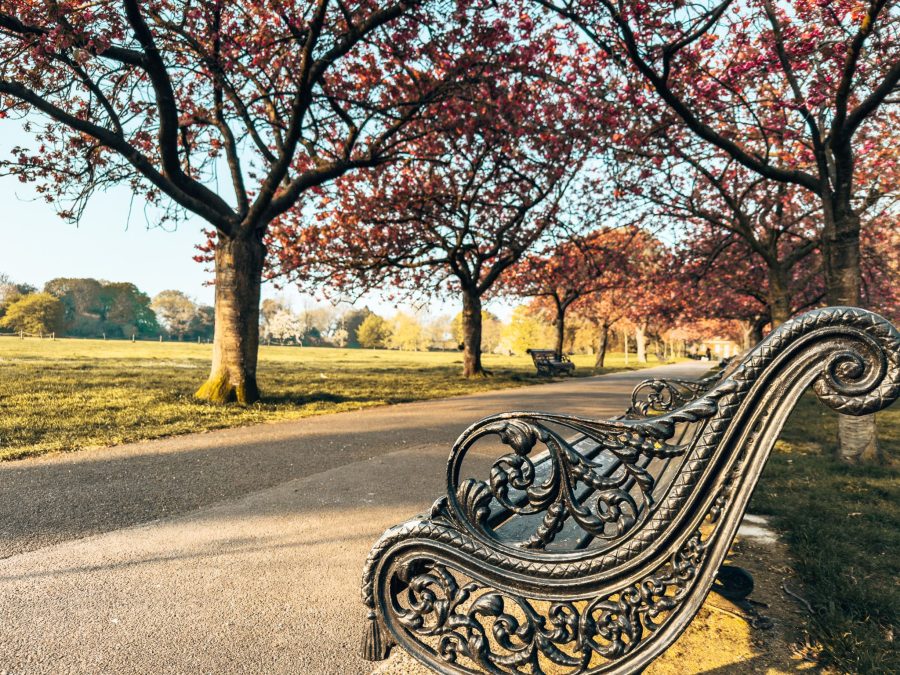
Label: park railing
xmin=0 ymin=331 xmax=56 ymax=339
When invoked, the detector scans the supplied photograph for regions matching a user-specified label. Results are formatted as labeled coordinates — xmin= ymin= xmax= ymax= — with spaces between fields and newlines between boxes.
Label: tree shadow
xmin=261 ymin=391 xmax=365 ymax=406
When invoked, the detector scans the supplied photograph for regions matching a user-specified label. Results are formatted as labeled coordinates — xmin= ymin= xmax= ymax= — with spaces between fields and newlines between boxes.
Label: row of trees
xmin=0 ymin=265 xmax=697 ymax=357
xmin=261 ymin=302 xmax=508 ymax=352
xmin=0 ymin=272 xmax=538 ymax=351
xmin=0 ymin=274 xmax=215 ymax=340
xmin=1 ymin=1 xmax=896 ymax=460
xmin=0 ymin=262 xmax=765 ymax=361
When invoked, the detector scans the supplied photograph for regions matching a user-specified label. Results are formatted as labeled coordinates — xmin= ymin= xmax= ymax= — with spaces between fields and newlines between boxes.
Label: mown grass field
xmin=0 ymin=336 xmax=658 ymax=460
xmin=751 ymin=395 xmax=899 ymax=674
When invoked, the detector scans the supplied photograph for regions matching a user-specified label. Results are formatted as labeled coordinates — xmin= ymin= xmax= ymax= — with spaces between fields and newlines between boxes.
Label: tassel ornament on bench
xmin=362 ymin=610 xmax=393 ymax=661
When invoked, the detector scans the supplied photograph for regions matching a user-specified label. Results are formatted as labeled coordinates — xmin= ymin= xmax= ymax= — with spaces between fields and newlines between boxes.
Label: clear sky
xmin=0 ymin=121 xmax=514 ymax=321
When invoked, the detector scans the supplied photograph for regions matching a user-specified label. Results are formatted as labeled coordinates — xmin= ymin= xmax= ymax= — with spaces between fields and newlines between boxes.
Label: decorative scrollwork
xmin=812 ymin=335 xmax=898 ymax=414
xmin=447 ymin=415 xmax=696 ymax=551
xmin=388 ymin=530 xmax=707 ymax=674
xmin=627 ymin=377 xmax=714 ymax=417
xmin=744 ymin=307 xmax=900 ymax=416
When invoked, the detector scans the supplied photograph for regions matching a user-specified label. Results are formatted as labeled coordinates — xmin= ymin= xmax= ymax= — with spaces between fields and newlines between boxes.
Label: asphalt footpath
xmin=0 ymin=362 xmax=710 ymax=673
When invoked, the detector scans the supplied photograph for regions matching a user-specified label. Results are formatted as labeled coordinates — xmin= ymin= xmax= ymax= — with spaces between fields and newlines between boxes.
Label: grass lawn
xmin=752 ymin=395 xmax=899 ymax=674
xmin=0 ymin=336 xmax=660 ymax=460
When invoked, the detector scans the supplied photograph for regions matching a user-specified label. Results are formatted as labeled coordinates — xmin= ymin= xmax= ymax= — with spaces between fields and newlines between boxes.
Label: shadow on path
xmin=0 ymin=363 xmax=708 ymax=559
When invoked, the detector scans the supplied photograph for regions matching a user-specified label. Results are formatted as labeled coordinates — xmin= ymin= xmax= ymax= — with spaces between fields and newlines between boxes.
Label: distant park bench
xmin=527 ymin=348 xmax=575 ymax=376
xmin=360 ymin=307 xmax=900 ymax=674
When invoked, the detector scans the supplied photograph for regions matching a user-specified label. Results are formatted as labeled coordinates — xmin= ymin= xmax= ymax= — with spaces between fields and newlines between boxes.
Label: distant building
xmin=699 ymin=337 xmax=741 ymax=359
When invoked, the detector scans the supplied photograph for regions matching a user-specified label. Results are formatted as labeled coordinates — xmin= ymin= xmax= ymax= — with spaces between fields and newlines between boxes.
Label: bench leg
xmin=712 ymin=564 xmax=754 ymax=601
xmin=362 ymin=610 xmax=394 ymax=661
xmin=711 ymin=565 xmax=773 ymax=629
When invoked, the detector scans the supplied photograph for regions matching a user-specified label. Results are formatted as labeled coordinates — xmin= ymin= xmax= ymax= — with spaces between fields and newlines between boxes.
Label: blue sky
xmin=0 ymin=171 xmax=219 ymax=302
xmin=0 ymin=122 xmax=514 ymax=320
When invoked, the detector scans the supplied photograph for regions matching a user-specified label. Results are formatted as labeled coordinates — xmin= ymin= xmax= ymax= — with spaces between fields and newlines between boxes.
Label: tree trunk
xmin=622 ymin=329 xmax=629 ymax=366
xmin=635 ymin=324 xmax=647 ymax=363
xmin=461 ymin=291 xmax=485 ymax=377
xmin=767 ymin=265 xmax=792 ymax=327
xmin=823 ymin=199 xmax=879 ymax=462
xmin=749 ymin=317 xmax=767 ymax=347
xmin=553 ymin=301 xmax=566 ymax=360
xmin=823 ymin=203 xmax=862 ymax=307
xmin=739 ymin=326 xmax=751 ymax=351
xmin=594 ymin=322 xmax=609 ymax=368
xmin=195 ymin=234 xmax=265 ymax=404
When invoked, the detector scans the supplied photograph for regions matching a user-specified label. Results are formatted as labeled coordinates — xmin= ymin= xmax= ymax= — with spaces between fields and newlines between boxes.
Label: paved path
xmin=0 ymin=363 xmax=709 ymax=673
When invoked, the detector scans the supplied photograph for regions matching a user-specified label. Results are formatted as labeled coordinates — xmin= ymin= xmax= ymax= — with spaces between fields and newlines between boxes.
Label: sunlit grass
xmin=0 ymin=336 xmax=659 ymax=460
xmin=752 ymin=395 xmax=899 ymax=674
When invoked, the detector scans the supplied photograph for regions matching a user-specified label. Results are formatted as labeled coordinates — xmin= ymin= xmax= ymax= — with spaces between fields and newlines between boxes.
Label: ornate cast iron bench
xmin=361 ymin=307 xmax=899 ymax=674
xmin=528 ymin=349 xmax=576 ymax=377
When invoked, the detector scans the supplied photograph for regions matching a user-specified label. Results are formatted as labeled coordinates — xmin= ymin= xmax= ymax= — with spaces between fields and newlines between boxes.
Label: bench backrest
xmin=445 ymin=308 xmax=900 ymax=562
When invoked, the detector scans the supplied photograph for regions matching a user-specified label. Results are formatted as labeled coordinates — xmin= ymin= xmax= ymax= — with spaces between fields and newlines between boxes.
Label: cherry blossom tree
xmin=151 ymin=289 xmax=197 ymax=339
xmin=538 ymin=0 xmax=900 ymax=461
xmin=562 ymin=228 xmax=675 ymax=367
xmin=0 ymin=0 xmax=485 ymax=402
xmin=504 ymin=227 xmax=637 ymax=358
xmin=267 ymin=308 xmax=306 ymax=345
xmin=271 ymin=52 xmax=596 ymax=376
xmin=569 ymin=291 xmax=625 ymax=368
xmin=610 ymin=142 xmax=826 ymax=328
xmin=680 ymin=228 xmax=822 ymax=342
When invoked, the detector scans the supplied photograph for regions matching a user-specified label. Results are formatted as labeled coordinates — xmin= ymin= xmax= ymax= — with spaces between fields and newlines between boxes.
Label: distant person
xmin=705 ymin=347 xmax=712 ymax=361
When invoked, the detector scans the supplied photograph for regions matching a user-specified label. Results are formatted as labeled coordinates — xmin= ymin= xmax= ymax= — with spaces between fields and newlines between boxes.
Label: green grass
xmin=0 ymin=336 xmax=659 ymax=460
xmin=752 ymin=395 xmax=899 ymax=674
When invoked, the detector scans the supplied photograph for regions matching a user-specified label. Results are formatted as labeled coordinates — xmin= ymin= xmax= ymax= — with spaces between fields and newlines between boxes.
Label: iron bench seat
xmin=361 ymin=307 xmax=900 ymax=674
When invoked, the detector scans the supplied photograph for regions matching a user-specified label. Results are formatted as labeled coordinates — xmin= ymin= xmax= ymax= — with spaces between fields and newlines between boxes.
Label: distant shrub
xmin=0 ymin=293 xmax=65 ymax=335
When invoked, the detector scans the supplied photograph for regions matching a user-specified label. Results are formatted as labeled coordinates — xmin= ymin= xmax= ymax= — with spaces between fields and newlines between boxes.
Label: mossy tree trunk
xmin=195 ymin=234 xmax=265 ymax=404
